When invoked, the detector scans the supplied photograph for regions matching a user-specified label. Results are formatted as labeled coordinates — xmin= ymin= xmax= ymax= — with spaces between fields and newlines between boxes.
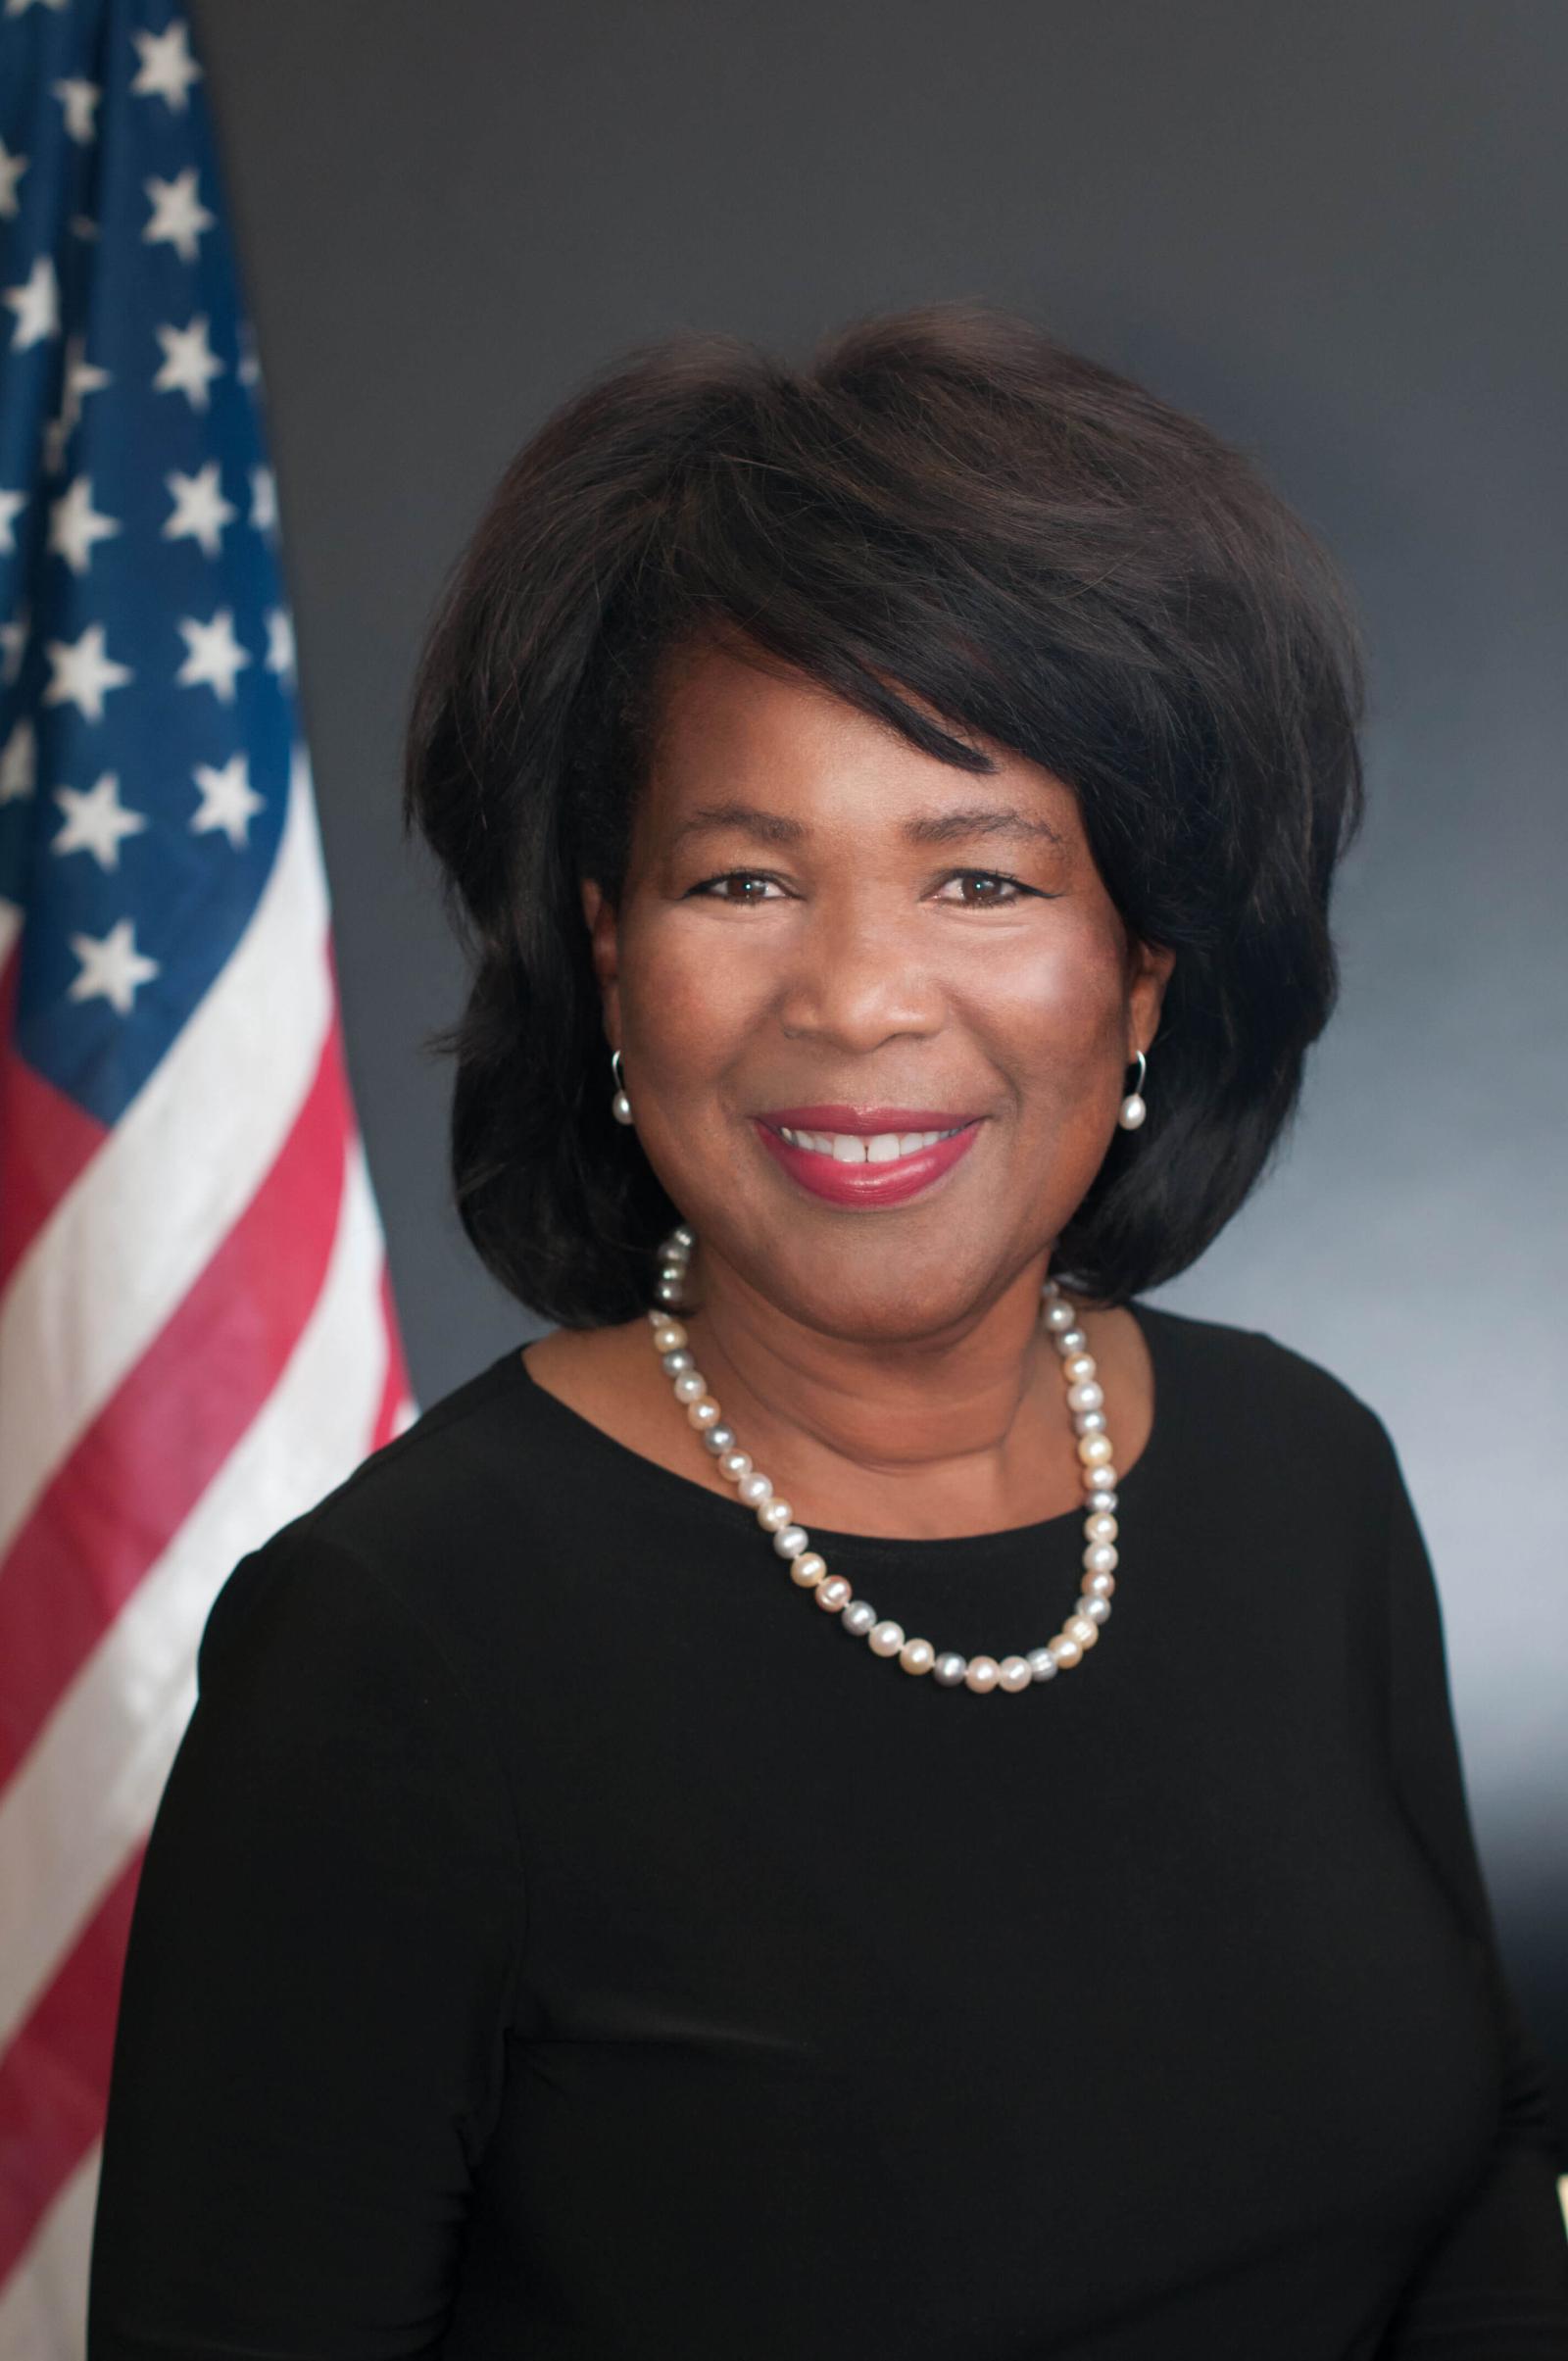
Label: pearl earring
xmin=1117 ymin=1050 xmax=1148 ymax=1130
xmin=610 ymin=1049 xmax=634 ymax=1125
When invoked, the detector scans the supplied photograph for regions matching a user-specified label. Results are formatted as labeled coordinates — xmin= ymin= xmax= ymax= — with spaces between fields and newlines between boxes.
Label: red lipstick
xmin=752 ymin=1110 xmax=984 ymax=1207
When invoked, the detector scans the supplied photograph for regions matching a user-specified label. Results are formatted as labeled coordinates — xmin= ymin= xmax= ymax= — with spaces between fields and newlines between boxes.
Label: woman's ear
xmin=1128 ymin=937 xmax=1176 ymax=1058
xmin=580 ymin=877 xmax=621 ymax=1038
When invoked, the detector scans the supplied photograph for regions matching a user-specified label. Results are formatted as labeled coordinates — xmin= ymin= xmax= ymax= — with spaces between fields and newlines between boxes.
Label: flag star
xmin=44 ymin=621 xmax=134 ymax=720
xmin=0 ymin=718 xmax=35 ymax=803
xmin=249 ymin=465 xmax=277 ymax=531
xmin=68 ymin=915 xmax=160 ymax=1016
xmin=65 ymin=337 xmax=112 ymax=403
xmin=0 ymin=605 xmax=26 ymax=684
xmin=265 ymin=606 xmax=295 ymax=685
xmin=0 ymin=137 xmax=26 ymax=220
xmin=153 ymin=315 xmax=223 ymax=410
xmin=4 ymin=255 xmax=60 ymax=351
xmin=143 ymin=167 xmax=215 ymax=265
xmin=175 ymin=606 xmax=250 ymax=702
xmin=53 ymin=78 xmax=102 ymax=144
xmin=43 ymin=334 xmax=113 ymax=471
xmin=4 ymin=0 xmax=70 ymax=16
xmin=191 ymin=752 xmax=265 ymax=849
xmin=0 ymin=487 xmax=24 ymax=553
xmin=71 ymin=214 xmax=99 ymax=239
xmin=52 ymin=769 xmax=149 ymax=870
xmin=49 ymin=473 xmax=122 ymax=574
xmin=164 ymin=460 xmax=235 ymax=558
xmin=130 ymin=19 xmax=203 ymax=111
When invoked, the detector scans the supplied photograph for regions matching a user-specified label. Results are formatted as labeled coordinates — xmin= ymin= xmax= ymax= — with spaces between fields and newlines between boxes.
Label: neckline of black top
xmin=492 ymin=1296 xmax=1184 ymax=1569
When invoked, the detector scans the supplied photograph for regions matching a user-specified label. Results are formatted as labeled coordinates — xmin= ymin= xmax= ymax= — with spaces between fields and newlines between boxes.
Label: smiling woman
xmin=566 ymin=634 xmax=1175 ymax=1348
xmin=401 ymin=304 xmax=1362 ymax=1334
xmin=86 ymin=305 xmax=1568 ymax=2359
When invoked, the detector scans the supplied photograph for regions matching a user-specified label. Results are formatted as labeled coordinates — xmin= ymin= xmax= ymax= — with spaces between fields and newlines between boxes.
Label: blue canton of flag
xmin=0 ymin=0 xmax=289 ymax=1121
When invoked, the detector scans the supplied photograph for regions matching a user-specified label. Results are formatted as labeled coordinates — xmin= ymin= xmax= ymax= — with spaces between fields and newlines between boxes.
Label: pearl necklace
xmin=647 ymin=1224 xmax=1120 ymax=1694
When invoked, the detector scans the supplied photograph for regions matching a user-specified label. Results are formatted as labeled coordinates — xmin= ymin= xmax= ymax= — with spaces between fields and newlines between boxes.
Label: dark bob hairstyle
xmin=403 ymin=302 xmax=1367 ymax=1329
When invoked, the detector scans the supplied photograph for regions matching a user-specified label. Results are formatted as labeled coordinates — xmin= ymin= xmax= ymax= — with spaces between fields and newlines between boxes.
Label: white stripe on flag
xmin=0 ymin=2140 xmax=100 ymax=2361
xmin=0 ymin=1132 xmax=392 ymax=2053
xmin=0 ymin=745 xmax=332 ymax=1561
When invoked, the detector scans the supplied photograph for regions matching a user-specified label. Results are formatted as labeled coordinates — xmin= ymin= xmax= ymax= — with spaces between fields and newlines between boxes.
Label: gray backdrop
xmin=193 ymin=0 xmax=1568 ymax=2152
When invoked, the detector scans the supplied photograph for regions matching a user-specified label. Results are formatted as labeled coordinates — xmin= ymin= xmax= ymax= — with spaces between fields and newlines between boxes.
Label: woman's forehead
xmin=641 ymin=638 xmax=1082 ymax=841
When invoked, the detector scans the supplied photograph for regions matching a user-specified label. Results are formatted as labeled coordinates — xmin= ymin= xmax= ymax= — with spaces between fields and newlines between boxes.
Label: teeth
xmin=776 ymin=1126 xmax=963 ymax=1161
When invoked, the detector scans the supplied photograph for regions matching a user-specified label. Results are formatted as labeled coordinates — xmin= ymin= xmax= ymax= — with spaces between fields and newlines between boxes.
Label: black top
xmin=87 ymin=1300 xmax=1568 ymax=2359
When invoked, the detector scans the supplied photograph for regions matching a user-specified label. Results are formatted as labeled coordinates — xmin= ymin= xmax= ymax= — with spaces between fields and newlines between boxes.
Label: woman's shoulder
xmin=197 ymin=1346 xmax=555 ymax=1686
xmin=1136 ymin=1294 xmax=1398 ymax=1477
xmin=305 ymin=1342 xmax=546 ymax=1540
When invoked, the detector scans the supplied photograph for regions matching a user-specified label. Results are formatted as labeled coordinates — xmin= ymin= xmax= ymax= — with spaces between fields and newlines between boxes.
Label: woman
xmin=87 ymin=305 xmax=1568 ymax=2357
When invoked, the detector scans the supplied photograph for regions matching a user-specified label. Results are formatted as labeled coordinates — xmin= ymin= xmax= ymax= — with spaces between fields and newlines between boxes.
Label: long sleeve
xmin=86 ymin=1518 xmax=529 ymax=2360
xmin=1370 ymin=1426 xmax=1568 ymax=2356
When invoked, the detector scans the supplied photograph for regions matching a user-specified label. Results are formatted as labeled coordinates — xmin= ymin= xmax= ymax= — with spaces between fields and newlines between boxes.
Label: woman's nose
xmin=772 ymin=893 xmax=947 ymax=1050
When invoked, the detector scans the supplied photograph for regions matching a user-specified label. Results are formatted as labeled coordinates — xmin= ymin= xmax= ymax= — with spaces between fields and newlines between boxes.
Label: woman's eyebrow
xmin=906 ymin=805 xmax=1068 ymax=850
xmin=668 ymin=801 xmax=1067 ymax=851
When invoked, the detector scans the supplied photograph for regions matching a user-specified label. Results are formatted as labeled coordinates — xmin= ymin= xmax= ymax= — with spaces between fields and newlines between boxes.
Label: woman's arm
xmin=1370 ymin=1426 xmax=1568 ymax=2356
xmin=86 ymin=1518 xmax=528 ymax=2358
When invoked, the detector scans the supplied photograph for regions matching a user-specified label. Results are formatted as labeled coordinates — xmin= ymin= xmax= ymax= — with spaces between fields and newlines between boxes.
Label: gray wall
xmin=193 ymin=0 xmax=1568 ymax=2144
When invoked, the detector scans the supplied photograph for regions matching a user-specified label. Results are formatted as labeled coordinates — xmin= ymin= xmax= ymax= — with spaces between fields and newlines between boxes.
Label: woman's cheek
xmin=967 ymin=918 xmax=1127 ymax=1083
xmin=627 ymin=921 xmax=766 ymax=1108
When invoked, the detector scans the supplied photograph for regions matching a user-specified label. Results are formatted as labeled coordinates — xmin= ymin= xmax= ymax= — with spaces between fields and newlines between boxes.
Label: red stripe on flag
xmin=0 ymin=1000 xmax=356 ymax=1786
xmin=0 ymin=1044 xmax=112 ymax=1296
xmin=0 ymin=1840 xmax=147 ymax=2285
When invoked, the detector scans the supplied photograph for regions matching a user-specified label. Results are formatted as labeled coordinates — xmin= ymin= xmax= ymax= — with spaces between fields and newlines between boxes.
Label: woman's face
xmin=583 ymin=637 xmax=1175 ymax=1343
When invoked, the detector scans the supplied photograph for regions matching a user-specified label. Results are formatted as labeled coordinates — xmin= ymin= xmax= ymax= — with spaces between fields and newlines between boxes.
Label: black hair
xmin=403 ymin=301 xmax=1366 ymax=1325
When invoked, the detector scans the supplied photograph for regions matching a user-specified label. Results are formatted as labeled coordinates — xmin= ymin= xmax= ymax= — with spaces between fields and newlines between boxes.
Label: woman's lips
xmin=753 ymin=1117 xmax=982 ymax=1206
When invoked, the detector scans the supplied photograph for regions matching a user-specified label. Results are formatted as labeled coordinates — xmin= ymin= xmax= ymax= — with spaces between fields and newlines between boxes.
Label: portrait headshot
xmin=0 ymin=3 xmax=1562 ymax=2357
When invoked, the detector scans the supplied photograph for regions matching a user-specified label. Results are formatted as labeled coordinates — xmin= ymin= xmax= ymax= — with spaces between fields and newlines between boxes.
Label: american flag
xmin=0 ymin=3 xmax=416 ymax=2347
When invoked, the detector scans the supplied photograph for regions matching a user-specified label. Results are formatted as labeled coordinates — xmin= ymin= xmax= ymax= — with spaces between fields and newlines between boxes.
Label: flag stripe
xmin=0 ymin=985 xmax=352 ymax=1784
xmin=0 ymin=2141 xmax=103 ymax=2361
xmin=0 ymin=1128 xmax=394 ymax=2053
xmin=0 ymin=1034 xmax=110 ymax=1299
xmin=0 ymin=745 xmax=331 ymax=1567
xmin=0 ymin=1845 xmax=144 ymax=2287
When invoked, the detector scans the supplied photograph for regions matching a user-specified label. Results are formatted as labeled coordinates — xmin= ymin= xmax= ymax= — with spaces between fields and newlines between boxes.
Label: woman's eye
xmin=938 ymin=870 xmax=1036 ymax=908
xmin=687 ymin=871 xmax=785 ymax=904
